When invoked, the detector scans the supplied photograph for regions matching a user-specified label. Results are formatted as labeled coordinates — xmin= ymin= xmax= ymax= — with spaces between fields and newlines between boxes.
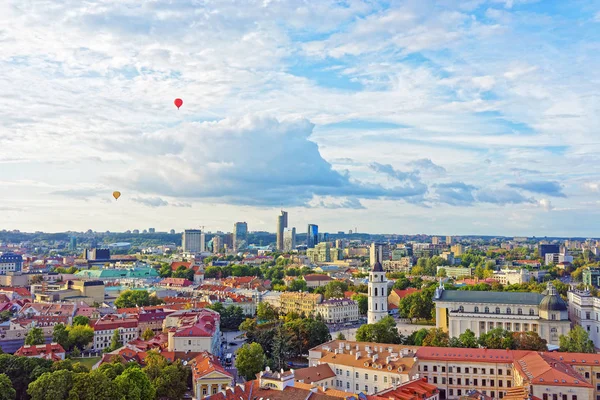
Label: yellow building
xmin=280 ymin=292 xmax=323 ymax=315
xmin=32 ymin=280 xmax=105 ymax=304
xmin=450 ymin=244 xmax=464 ymax=256
xmin=191 ymin=352 xmax=233 ymax=399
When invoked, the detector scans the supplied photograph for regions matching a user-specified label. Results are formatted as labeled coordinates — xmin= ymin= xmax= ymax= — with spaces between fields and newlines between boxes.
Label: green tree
xmin=72 ymin=316 xmax=90 ymax=326
xmin=114 ymin=366 xmax=155 ymax=400
xmin=68 ymin=370 xmax=121 ymax=400
xmin=335 ymin=332 xmax=346 ymax=340
xmin=235 ymin=343 xmax=266 ymax=381
xmin=512 ymin=331 xmax=547 ymax=351
xmin=324 ymin=281 xmax=348 ymax=299
xmin=67 ymin=324 xmax=94 ymax=351
xmin=27 ymin=370 xmax=75 ymax=400
xmin=559 ymin=326 xmax=595 ymax=353
xmin=422 ymin=328 xmax=449 ymax=347
xmin=288 ymin=279 xmax=308 ymax=292
xmin=392 ymin=275 xmax=410 ymax=290
xmin=436 ymin=268 xmax=447 ymax=278
xmin=458 ymin=329 xmax=478 ymax=348
xmin=98 ymin=361 xmax=125 ymax=380
xmin=478 ymin=328 xmax=515 ymax=350
xmin=0 ymin=310 xmax=12 ymax=323
xmin=271 ymin=326 xmax=293 ymax=370
xmin=106 ymin=329 xmax=122 ymax=352
xmin=257 ymin=302 xmax=277 ymax=322
xmin=0 ymin=373 xmax=15 ymax=400
xmin=356 ymin=316 xmax=400 ymax=344
xmin=114 ymin=290 xmax=163 ymax=309
xmin=52 ymin=324 xmax=70 ymax=351
xmin=351 ymin=294 xmax=368 ymax=315
xmin=142 ymin=328 xmax=155 ymax=341
xmin=25 ymin=327 xmax=45 ymax=346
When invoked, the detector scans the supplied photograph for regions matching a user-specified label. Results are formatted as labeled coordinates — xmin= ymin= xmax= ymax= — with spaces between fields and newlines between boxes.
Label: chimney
xmin=355 ymin=351 xmax=361 ymax=360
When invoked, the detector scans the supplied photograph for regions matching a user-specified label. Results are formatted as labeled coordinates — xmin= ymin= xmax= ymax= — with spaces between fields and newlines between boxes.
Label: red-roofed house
xmin=388 ymin=288 xmax=420 ymax=307
xmin=372 ymin=378 xmax=439 ymax=400
xmin=191 ymin=351 xmax=233 ymax=399
xmin=14 ymin=343 xmax=66 ymax=361
xmin=166 ymin=309 xmax=221 ymax=354
xmin=159 ymin=277 xmax=194 ymax=288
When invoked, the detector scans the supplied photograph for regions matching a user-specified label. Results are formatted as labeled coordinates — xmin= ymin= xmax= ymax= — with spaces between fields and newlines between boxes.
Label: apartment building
xmin=308 ymin=340 xmax=420 ymax=395
xmin=280 ymin=292 xmax=323 ymax=315
xmin=567 ymin=289 xmax=600 ymax=349
xmin=315 ymin=298 xmax=359 ymax=324
xmin=92 ymin=315 xmax=139 ymax=351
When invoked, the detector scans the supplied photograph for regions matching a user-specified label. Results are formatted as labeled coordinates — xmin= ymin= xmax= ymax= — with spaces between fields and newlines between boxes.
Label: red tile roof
xmin=376 ymin=378 xmax=438 ymax=400
xmin=416 ymin=347 xmax=530 ymax=363
xmin=391 ymin=288 xmax=419 ymax=299
xmin=514 ymin=352 xmax=592 ymax=388
xmin=191 ymin=351 xmax=232 ymax=381
xmin=304 ymin=274 xmax=333 ymax=282
xmin=14 ymin=343 xmax=66 ymax=359
xmin=159 ymin=277 xmax=193 ymax=287
xmin=294 ymin=364 xmax=336 ymax=383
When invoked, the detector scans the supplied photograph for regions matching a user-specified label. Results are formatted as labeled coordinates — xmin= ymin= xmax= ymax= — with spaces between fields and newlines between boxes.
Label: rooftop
xmin=436 ymin=289 xmax=544 ymax=305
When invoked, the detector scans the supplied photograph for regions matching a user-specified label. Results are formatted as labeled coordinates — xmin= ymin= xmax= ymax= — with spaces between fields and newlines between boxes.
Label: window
xmin=458 ymin=378 xmax=462 ymax=385
xmin=442 ymin=366 xmax=446 ymax=372
xmin=213 ymin=388 xmax=217 ymax=394
xmin=374 ymin=375 xmax=377 ymax=382
xmin=529 ymin=308 xmax=535 ymax=315
xmin=499 ymin=380 xmax=503 ymax=387
xmin=442 ymin=377 xmax=446 ymax=384
xmin=375 ymin=303 xmax=377 ymax=310
xmin=347 ymin=371 xmax=349 ymax=377
xmin=465 ymin=368 xmax=469 ymax=374
xmin=449 ymin=378 xmax=453 ymax=385
xmin=347 ymin=383 xmax=350 ymax=389
xmin=485 ymin=306 xmax=490 ymax=313
xmin=457 ymin=367 xmax=461 ymax=373
xmin=507 ymin=381 xmax=512 ymax=388
xmin=356 ymin=384 xmax=359 ymax=391
xmin=475 ymin=306 xmax=479 ymax=312
xmin=587 ymin=312 xmax=591 ymax=319
xmin=552 ymin=314 xmax=556 ymax=320
xmin=356 ymin=372 xmax=359 ymax=378
xmin=473 ymin=368 xmax=478 ymax=374
xmin=433 ymin=377 xmax=437 ymax=384
xmin=375 ymin=288 xmax=378 ymax=296
xmin=364 ymin=386 xmax=368 ymax=392
xmin=585 ymin=372 xmax=590 ymax=379
xmin=543 ymin=395 xmax=548 ymax=400
xmin=459 ymin=306 xmax=464 ymax=312
xmin=495 ymin=307 xmax=500 ymax=314
xmin=365 ymin=374 xmax=369 ymax=380
xmin=433 ymin=366 xmax=437 ymax=372
xmin=490 ymin=380 xmax=495 ymax=387
xmin=490 ymin=369 xmax=494 ymax=375
xmin=423 ymin=366 xmax=428 ymax=372
xmin=481 ymin=369 xmax=486 ymax=374
xmin=517 ymin=308 xmax=522 ymax=315
xmin=449 ymin=389 xmax=454 ymax=396
xmin=202 ymin=388 xmax=207 ymax=396
xmin=188 ymin=340 xmax=191 ymax=345
xmin=506 ymin=308 xmax=511 ymax=314
xmin=458 ymin=390 xmax=462 ymax=396
xmin=374 ymin=387 xmax=378 ymax=393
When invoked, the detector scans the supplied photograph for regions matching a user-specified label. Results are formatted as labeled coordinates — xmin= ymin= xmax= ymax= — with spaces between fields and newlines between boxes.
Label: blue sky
xmin=0 ymin=0 xmax=599 ymax=236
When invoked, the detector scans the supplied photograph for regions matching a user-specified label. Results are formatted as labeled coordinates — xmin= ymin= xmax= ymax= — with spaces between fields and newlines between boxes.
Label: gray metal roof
xmin=436 ymin=290 xmax=545 ymax=305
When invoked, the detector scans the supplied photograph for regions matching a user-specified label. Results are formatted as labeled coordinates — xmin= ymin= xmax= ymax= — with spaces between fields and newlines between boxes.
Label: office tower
xmin=222 ymin=234 xmax=234 ymax=250
xmin=182 ymin=229 xmax=202 ymax=253
xmin=446 ymin=236 xmax=453 ymax=245
xmin=212 ymin=236 xmax=222 ymax=253
xmin=368 ymin=260 xmax=387 ymax=324
xmin=539 ymin=244 xmax=560 ymax=260
xmin=283 ymin=228 xmax=296 ymax=251
xmin=307 ymin=224 xmax=319 ymax=248
xmin=276 ymin=211 xmax=288 ymax=251
xmin=318 ymin=232 xmax=329 ymax=243
xmin=233 ymin=222 xmax=248 ymax=251
xmin=69 ymin=236 xmax=77 ymax=251
xmin=370 ymin=242 xmax=390 ymax=266
xmin=200 ymin=233 xmax=206 ymax=252
xmin=432 ymin=236 xmax=440 ymax=245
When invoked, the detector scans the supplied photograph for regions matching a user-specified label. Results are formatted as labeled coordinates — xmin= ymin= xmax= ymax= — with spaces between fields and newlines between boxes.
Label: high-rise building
xmin=368 ymin=261 xmax=387 ymax=324
xmin=233 ymin=222 xmax=248 ymax=251
xmin=307 ymin=224 xmax=319 ymax=248
xmin=318 ymin=232 xmax=329 ymax=243
xmin=307 ymin=242 xmax=332 ymax=263
xmin=182 ymin=229 xmax=202 ymax=253
xmin=370 ymin=242 xmax=390 ymax=266
xmin=200 ymin=233 xmax=206 ymax=252
xmin=69 ymin=236 xmax=77 ymax=251
xmin=276 ymin=211 xmax=288 ymax=251
xmin=432 ymin=236 xmax=440 ymax=245
xmin=222 ymin=234 xmax=234 ymax=250
xmin=539 ymin=244 xmax=560 ymax=260
xmin=446 ymin=236 xmax=453 ymax=245
xmin=335 ymin=239 xmax=344 ymax=249
xmin=450 ymin=244 xmax=464 ymax=257
xmin=0 ymin=253 xmax=23 ymax=274
xmin=283 ymin=228 xmax=296 ymax=251
xmin=212 ymin=236 xmax=222 ymax=253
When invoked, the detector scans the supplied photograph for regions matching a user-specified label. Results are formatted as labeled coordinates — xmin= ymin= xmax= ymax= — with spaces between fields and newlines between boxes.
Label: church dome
xmin=372 ymin=261 xmax=383 ymax=272
xmin=539 ymin=282 xmax=567 ymax=312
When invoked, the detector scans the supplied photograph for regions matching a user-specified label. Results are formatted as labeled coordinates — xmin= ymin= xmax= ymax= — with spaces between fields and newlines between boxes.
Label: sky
xmin=1 ymin=0 xmax=599 ymax=237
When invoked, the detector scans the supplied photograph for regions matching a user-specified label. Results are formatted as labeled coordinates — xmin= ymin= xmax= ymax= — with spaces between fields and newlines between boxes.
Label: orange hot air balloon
xmin=112 ymin=191 xmax=121 ymax=200
xmin=174 ymin=98 xmax=183 ymax=109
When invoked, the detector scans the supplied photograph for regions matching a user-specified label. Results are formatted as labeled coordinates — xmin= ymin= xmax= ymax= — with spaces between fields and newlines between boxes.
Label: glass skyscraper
xmin=307 ymin=224 xmax=319 ymax=248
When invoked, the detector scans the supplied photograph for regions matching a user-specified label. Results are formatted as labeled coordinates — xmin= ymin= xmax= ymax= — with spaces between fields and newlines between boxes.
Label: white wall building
xmin=568 ymin=289 xmax=600 ymax=349
xmin=315 ymin=298 xmax=359 ymax=324
xmin=492 ymin=268 xmax=531 ymax=285
xmin=368 ymin=261 xmax=388 ymax=324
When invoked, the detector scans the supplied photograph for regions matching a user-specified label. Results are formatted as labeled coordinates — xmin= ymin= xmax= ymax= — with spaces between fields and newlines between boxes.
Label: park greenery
xmin=114 ymin=290 xmax=164 ymax=309
xmin=0 ymin=351 xmax=189 ymax=400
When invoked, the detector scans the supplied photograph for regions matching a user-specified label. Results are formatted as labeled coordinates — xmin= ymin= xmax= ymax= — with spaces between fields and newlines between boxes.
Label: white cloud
xmin=584 ymin=182 xmax=600 ymax=192
xmin=538 ymin=199 xmax=553 ymax=212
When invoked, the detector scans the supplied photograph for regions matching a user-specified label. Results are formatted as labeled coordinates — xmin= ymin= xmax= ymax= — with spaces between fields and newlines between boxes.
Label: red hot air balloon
xmin=174 ymin=98 xmax=183 ymax=109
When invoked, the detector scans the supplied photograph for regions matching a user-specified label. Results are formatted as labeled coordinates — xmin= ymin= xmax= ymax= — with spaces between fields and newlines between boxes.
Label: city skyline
xmin=1 ymin=1 xmax=600 ymax=236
